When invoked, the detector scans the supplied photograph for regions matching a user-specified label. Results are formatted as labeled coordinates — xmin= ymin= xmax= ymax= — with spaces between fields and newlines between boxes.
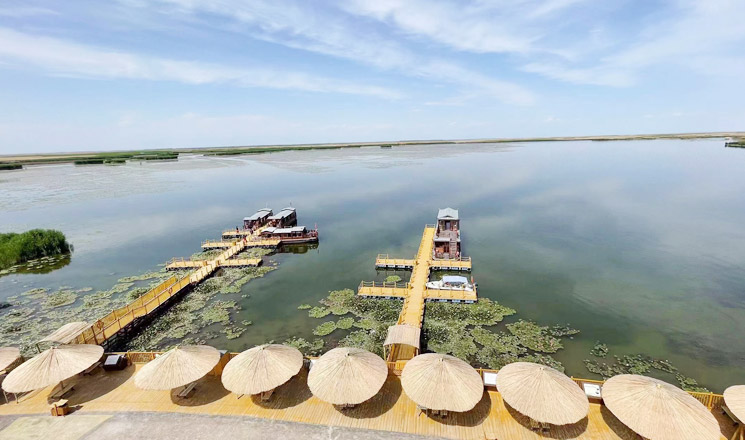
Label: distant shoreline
xmin=2 ymin=131 xmax=743 ymax=166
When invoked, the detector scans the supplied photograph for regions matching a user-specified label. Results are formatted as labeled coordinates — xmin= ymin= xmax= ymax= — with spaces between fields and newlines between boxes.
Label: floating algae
xmin=190 ymin=250 xmax=223 ymax=261
xmin=506 ymin=320 xmax=564 ymax=353
xmin=590 ymin=341 xmax=609 ymax=358
xmin=306 ymin=288 xmax=402 ymax=357
xmin=21 ymin=287 xmax=48 ymax=297
xmin=117 ymin=270 xmax=172 ymax=283
xmin=43 ymin=289 xmax=77 ymax=309
xmin=122 ymin=265 xmax=275 ymax=350
xmin=284 ymin=336 xmax=324 ymax=355
xmin=297 ymin=304 xmax=312 ymax=310
xmin=313 ymin=321 xmax=337 ymax=336
xmin=583 ymin=345 xmax=708 ymax=392
xmin=336 ymin=317 xmax=354 ymax=330
xmin=308 ymin=306 xmax=331 ymax=318
xmin=385 ymin=275 xmax=402 ymax=283
xmin=422 ymin=299 xmax=578 ymax=371
xmin=223 ymin=326 xmax=245 ymax=340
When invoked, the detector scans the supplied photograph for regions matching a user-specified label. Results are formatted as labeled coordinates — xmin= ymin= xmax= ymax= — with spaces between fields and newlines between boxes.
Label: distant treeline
xmin=0 ymin=229 xmax=71 ymax=270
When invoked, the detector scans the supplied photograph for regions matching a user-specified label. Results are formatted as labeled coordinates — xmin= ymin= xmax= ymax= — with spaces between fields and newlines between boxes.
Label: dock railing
xmin=359 ymin=281 xmax=409 ymax=290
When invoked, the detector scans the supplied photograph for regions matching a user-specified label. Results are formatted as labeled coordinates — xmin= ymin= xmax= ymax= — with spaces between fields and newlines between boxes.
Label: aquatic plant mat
xmin=290 ymin=288 xmax=402 ymax=357
xmin=0 ymin=269 xmax=176 ymax=356
xmin=122 ymin=266 xmax=275 ymax=350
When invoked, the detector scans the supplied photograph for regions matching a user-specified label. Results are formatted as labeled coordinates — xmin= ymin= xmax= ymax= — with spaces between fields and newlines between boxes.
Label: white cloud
xmin=0 ymin=27 xmax=401 ymax=98
xmin=0 ymin=6 xmax=58 ymax=17
xmin=522 ymin=0 xmax=745 ymax=86
xmin=125 ymin=0 xmax=536 ymax=105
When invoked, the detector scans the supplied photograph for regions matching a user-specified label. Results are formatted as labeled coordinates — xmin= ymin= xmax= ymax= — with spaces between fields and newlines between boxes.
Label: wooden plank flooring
xmin=0 ymin=365 xmax=734 ymax=440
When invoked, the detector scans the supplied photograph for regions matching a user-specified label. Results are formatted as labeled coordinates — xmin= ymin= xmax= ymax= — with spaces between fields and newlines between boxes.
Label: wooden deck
xmin=360 ymin=226 xmax=480 ymax=362
xmin=0 ymin=361 xmax=735 ymax=440
xmin=202 ymin=239 xmax=281 ymax=249
xmin=73 ymin=234 xmax=266 ymax=346
xmin=429 ymin=258 xmax=472 ymax=271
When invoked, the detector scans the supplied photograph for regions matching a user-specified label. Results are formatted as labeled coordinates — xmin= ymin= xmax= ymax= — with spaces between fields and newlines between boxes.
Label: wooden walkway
xmin=72 ymin=235 xmax=265 ymax=346
xmin=360 ymin=225 xmax=479 ymax=362
xmin=202 ymin=239 xmax=281 ymax=249
xmin=0 ymin=358 xmax=735 ymax=440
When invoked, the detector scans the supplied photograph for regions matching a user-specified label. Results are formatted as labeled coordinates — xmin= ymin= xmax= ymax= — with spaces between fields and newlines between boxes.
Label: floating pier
xmin=69 ymin=208 xmax=318 ymax=348
xmin=359 ymin=209 xmax=478 ymax=363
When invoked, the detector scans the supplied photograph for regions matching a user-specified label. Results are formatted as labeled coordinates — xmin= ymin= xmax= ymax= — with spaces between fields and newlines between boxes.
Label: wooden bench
xmin=81 ymin=362 xmax=101 ymax=376
xmin=177 ymin=382 xmax=197 ymax=398
xmin=723 ymin=405 xmax=742 ymax=425
xmin=49 ymin=382 xmax=75 ymax=400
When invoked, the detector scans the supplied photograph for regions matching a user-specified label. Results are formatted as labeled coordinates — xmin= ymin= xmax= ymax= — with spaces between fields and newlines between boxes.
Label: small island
xmin=0 ymin=229 xmax=71 ymax=270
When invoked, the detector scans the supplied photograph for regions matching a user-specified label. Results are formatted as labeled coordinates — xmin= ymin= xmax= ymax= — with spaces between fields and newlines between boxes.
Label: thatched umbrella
xmin=603 ymin=374 xmax=720 ymax=440
xmin=0 ymin=347 xmax=21 ymax=372
xmin=39 ymin=322 xmax=90 ymax=345
xmin=401 ymin=353 xmax=483 ymax=412
xmin=496 ymin=361 xmax=588 ymax=425
xmin=135 ymin=345 xmax=220 ymax=390
xmin=724 ymin=385 xmax=745 ymax=436
xmin=308 ymin=347 xmax=387 ymax=406
xmin=1 ymin=344 xmax=103 ymax=393
xmin=221 ymin=344 xmax=302 ymax=396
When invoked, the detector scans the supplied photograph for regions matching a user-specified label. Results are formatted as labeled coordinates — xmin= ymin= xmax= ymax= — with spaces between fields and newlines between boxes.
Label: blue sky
xmin=0 ymin=0 xmax=743 ymax=153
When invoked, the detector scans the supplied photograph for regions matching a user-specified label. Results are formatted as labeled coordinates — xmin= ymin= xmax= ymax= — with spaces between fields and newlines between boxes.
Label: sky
xmin=0 ymin=0 xmax=743 ymax=154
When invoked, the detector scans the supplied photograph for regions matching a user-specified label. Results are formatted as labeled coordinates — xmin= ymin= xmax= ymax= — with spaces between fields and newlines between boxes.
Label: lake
xmin=2 ymin=139 xmax=744 ymax=392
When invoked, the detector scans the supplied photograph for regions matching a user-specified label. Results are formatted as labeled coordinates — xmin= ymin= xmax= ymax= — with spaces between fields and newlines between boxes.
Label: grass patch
xmin=0 ymin=163 xmax=22 ymax=170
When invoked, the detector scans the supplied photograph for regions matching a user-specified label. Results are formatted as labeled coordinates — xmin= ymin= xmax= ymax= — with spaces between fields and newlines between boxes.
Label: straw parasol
xmin=1 ymin=344 xmax=103 ymax=394
xmin=724 ymin=385 xmax=745 ymax=425
xmin=603 ymin=374 xmax=720 ymax=440
xmin=307 ymin=347 xmax=387 ymax=405
xmin=0 ymin=347 xmax=21 ymax=372
xmin=496 ymin=361 xmax=588 ymax=425
xmin=135 ymin=345 xmax=220 ymax=390
xmin=221 ymin=344 xmax=303 ymax=396
xmin=401 ymin=353 xmax=483 ymax=412
xmin=39 ymin=322 xmax=90 ymax=344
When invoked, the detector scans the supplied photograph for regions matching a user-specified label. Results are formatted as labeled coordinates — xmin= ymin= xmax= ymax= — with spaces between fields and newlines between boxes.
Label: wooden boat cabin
xmin=268 ymin=207 xmax=297 ymax=228
xmin=433 ymin=207 xmax=461 ymax=259
xmin=260 ymin=226 xmax=319 ymax=243
xmin=243 ymin=208 xmax=273 ymax=230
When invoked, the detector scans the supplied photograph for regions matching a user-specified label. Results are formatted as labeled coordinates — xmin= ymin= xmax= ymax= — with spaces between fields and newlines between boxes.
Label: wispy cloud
xmin=0 ymin=6 xmax=58 ymax=17
xmin=522 ymin=0 xmax=745 ymax=86
xmin=125 ymin=0 xmax=536 ymax=105
xmin=0 ymin=27 xmax=401 ymax=98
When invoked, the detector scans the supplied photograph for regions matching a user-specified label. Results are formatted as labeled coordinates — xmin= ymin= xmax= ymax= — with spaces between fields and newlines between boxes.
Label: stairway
xmin=449 ymin=236 xmax=458 ymax=259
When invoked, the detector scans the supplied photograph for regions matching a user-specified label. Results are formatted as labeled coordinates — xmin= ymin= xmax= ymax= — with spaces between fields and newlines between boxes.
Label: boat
xmin=425 ymin=275 xmax=474 ymax=291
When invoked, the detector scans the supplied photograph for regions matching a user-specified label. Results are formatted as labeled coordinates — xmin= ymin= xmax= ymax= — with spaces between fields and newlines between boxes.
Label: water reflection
xmin=1 ymin=140 xmax=744 ymax=391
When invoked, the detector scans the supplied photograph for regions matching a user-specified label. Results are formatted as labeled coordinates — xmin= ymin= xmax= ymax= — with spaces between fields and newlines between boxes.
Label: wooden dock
xmin=72 ymin=234 xmax=267 ymax=347
xmin=360 ymin=225 xmax=478 ymax=362
xmin=202 ymin=239 xmax=281 ymax=249
xmin=0 ymin=353 xmax=734 ymax=440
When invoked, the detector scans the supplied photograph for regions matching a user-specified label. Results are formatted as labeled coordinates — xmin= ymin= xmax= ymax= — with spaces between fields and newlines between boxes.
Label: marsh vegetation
xmin=0 ymin=229 xmax=71 ymax=271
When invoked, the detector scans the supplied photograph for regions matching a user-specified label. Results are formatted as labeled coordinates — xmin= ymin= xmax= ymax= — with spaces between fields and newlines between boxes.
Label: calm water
xmin=2 ymin=140 xmax=745 ymax=391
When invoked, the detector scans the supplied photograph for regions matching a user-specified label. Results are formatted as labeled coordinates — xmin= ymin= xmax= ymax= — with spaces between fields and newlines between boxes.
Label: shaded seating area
xmin=134 ymin=345 xmax=221 ymax=399
xmin=401 ymin=353 xmax=483 ymax=417
xmin=0 ymin=347 xmax=23 ymax=403
xmin=723 ymin=385 xmax=745 ymax=440
xmin=0 ymin=348 xmax=740 ymax=440
xmin=602 ymin=374 xmax=721 ymax=440
xmin=221 ymin=344 xmax=303 ymax=401
xmin=496 ymin=362 xmax=589 ymax=432
xmin=1 ymin=344 xmax=103 ymax=403
xmin=307 ymin=347 xmax=387 ymax=408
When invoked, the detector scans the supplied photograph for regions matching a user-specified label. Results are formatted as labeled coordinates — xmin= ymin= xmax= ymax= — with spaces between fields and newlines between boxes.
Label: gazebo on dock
xmin=383 ymin=324 xmax=420 ymax=361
